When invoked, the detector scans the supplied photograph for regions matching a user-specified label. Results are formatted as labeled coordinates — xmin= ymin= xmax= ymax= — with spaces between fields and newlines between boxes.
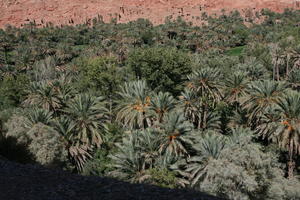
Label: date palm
xmin=272 ymin=90 xmax=300 ymax=179
xmin=269 ymin=43 xmax=284 ymax=81
xmin=179 ymin=88 xmax=198 ymax=124
xmin=109 ymin=129 xmax=159 ymax=183
xmin=24 ymin=107 xmax=53 ymax=128
xmin=223 ymin=71 xmax=249 ymax=106
xmin=235 ymin=57 xmax=269 ymax=81
xmin=179 ymin=88 xmax=220 ymax=130
xmin=149 ymin=92 xmax=176 ymax=123
xmin=53 ymin=116 xmax=92 ymax=171
xmin=116 ymin=80 xmax=152 ymax=129
xmin=187 ymin=67 xmax=223 ymax=103
xmin=287 ymin=69 xmax=300 ymax=90
xmin=171 ymin=131 xmax=226 ymax=187
xmin=23 ymin=81 xmax=61 ymax=112
xmin=243 ymin=80 xmax=287 ymax=127
xmin=158 ymin=111 xmax=193 ymax=157
xmin=64 ymin=94 xmax=108 ymax=147
xmin=194 ymin=108 xmax=221 ymax=131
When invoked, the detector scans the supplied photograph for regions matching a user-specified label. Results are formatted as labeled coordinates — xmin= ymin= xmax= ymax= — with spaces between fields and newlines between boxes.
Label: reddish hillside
xmin=0 ymin=0 xmax=300 ymax=28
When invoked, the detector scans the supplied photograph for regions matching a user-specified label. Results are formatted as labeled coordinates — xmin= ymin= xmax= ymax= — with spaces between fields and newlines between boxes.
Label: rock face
xmin=0 ymin=159 xmax=223 ymax=200
xmin=0 ymin=0 xmax=299 ymax=28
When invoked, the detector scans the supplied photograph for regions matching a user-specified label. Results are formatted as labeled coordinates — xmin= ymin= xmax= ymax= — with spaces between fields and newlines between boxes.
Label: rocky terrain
xmin=0 ymin=159 xmax=223 ymax=200
xmin=0 ymin=0 xmax=300 ymax=28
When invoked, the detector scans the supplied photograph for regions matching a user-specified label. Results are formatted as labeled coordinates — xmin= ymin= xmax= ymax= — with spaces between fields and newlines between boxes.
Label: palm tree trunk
xmin=288 ymin=159 xmax=295 ymax=179
xmin=276 ymin=59 xmax=280 ymax=81
xmin=286 ymin=54 xmax=290 ymax=77
xmin=288 ymin=142 xmax=295 ymax=179
xmin=109 ymin=94 xmax=113 ymax=123
xmin=273 ymin=58 xmax=277 ymax=81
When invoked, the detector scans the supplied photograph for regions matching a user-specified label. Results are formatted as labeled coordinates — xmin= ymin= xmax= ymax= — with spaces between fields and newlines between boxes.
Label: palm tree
xmin=51 ymin=76 xmax=76 ymax=111
xmin=287 ymin=69 xmax=300 ymax=90
xmin=116 ymin=80 xmax=152 ymax=129
xmin=272 ymin=90 xmax=300 ymax=179
xmin=179 ymin=88 xmax=199 ymax=124
xmin=110 ymin=140 xmax=149 ymax=183
xmin=24 ymin=107 xmax=53 ymax=128
xmin=23 ymin=81 xmax=61 ymax=112
xmin=179 ymin=88 xmax=220 ymax=131
xmin=223 ymin=71 xmax=249 ymax=106
xmin=243 ymin=80 xmax=287 ymax=127
xmin=235 ymin=57 xmax=270 ymax=81
xmin=269 ymin=43 xmax=284 ymax=81
xmin=53 ymin=116 xmax=92 ymax=171
xmin=187 ymin=67 xmax=223 ymax=103
xmin=149 ymin=91 xmax=176 ymax=123
xmin=64 ymin=94 xmax=108 ymax=147
xmin=171 ymin=131 xmax=226 ymax=187
xmin=194 ymin=108 xmax=221 ymax=131
xmin=109 ymin=129 xmax=160 ymax=183
xmin=158 ymin=111 xmax=193 ymax=157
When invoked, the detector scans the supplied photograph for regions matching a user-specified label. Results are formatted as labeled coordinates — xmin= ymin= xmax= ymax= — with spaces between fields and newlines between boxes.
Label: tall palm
xmin=269 ymin=43 xmax=284 ymax=81
xmin=109 ymin=129 xmax=159 ymax=183
xmin=51 ymin=76 xmax=76 ymax=106
xmin=235 ymin=57 xmax=270 ymax=81
xmin=137 ymin=129 xmax=161 ymax=169
xmin=149 ymin=92 xmax=176 ymax=123
xmin=24 ymin=108 xmax=53 ymax=128
xmin=272 ymin=90 xmax=300 ymax=179
xmin=243 ymin=80 xmax=287 ymax=127
xmin=158 ymin=111 xmax=193 ymax=157
xmin=171 ymin=132 xmax=226 ymax=187
xmin=187 ymin=67 xmax=223 ymax=103
xmin=179 ymin=88 xmax=199 ymax=124
xmin=179 ymin=88 xmax=220 ymax=130
xmin=223 ymin=71 xmax=249 ymax=106
xmin=116 ymin=80 xmax=152 ymax=129
xmin=64 ymin=94 xmax=108 ymax=147
xmin=53 ymin=116 xmax=92 ymax=171
xmin=23 ymin=81 xmax=61 ymax=112
xmin=194 ymin=108 xmax=221 ymax=131
xmin=287 ymin=69 xmax=300 ymax=90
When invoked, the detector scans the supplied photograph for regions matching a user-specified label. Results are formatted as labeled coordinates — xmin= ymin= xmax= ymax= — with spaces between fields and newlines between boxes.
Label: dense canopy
xmin=1 ymin=9 xmax=300 ymax=200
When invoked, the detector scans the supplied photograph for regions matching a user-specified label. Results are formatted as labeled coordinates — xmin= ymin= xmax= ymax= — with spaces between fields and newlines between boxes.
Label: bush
xmin=145 ymin=168 xmax=178 ymax=188
xmin=126 ymin=47 xmax=192 ymax=95
xmin=76 ymin=56 xmax=123 ymax=97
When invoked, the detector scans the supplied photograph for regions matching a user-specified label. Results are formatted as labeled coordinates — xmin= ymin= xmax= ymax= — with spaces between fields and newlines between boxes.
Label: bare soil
xmin=0 ymin=0 xmax=299 ymax=28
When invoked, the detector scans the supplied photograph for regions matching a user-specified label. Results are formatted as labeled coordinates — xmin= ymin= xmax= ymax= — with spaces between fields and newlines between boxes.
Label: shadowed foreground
xmin=0 ymin=159 xmax=224 ymax=200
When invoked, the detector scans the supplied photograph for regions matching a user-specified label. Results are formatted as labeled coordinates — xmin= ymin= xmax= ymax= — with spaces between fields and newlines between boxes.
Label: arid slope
xmin=0 ymin=0 xmax=300 ymax=27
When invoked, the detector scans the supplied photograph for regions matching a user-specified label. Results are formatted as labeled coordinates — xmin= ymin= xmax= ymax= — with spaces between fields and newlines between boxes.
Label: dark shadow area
xmin=0 ymin=135 xmax=35 ymax=164
xmin=0 ymin=159 xmax=225 ymax=200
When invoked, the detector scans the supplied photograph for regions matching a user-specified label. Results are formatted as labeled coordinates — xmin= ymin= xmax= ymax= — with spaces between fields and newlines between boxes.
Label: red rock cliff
xmin=0 ymin=0 xmax=299 ymax=27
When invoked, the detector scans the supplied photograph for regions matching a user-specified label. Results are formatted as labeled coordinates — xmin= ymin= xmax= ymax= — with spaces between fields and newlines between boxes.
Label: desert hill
xmin=0 ymin=0 xmax=300 ymax=28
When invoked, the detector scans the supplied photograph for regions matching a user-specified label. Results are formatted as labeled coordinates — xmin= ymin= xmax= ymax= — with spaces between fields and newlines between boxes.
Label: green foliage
xmin=109 ymin=129 xmax=159 ymax=183
xmin=76 ymin=56 xmax=123 ymax=97
xmin=127 ymin=47 xmax=192 ymax=95
xmin=0 ymin=75 xmax=29 ymax=109
xmin=4 ymin=114 xmax=67 ymax=166
xmin=173 ymin=127 xmax=300 ymax=199
xmin=26 ymin=123 xmax=68 ymax=167
xmin=225 ymin=46 xmax=245 ymax=56
xmin=145 ymin=168 xmax=178 ymax=188
xmin=116 ymin=80 xmax=152 ymax=129
xmin=82 ymin=148 xmax=113 ymax=176
xmin=2 ymin=9 xmax=300 ymax=200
